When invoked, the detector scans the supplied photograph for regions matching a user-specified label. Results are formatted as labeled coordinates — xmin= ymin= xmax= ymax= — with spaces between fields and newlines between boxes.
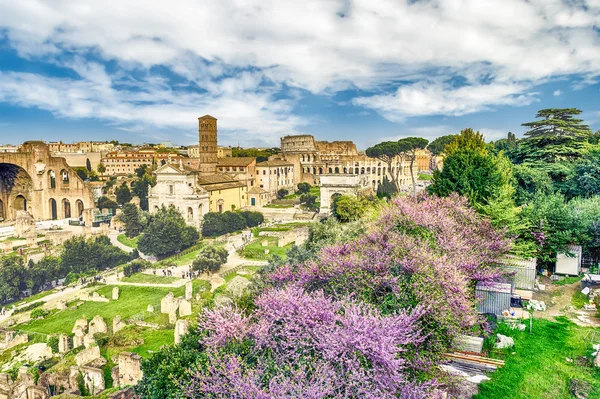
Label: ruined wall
xmin=0 ymin=141 xmax=95 ymax=222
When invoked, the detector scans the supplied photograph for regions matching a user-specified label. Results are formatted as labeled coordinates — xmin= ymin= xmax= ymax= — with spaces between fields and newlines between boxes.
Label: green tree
xmin=429 ymin=129 xmax=513 ymax=208
xmin=131 ymin=175 xmax=155 ymax=211
xmin=277 ymin=189 xmax=289 ymax=199
xmin=116 ymin=183 xmax=132 ymax=206
xmin=86 ymin=158 xmax=92 ymax=172
xmin=192 ymin=246 xmax=229 ymax=274
xmin=512 ymin=164 xmax=554 ymax=206
xmin=520 ymin=108 xmax=591 ymax=165
xmin=97 ymin=163 xmax=106 ymax=179
xmin=376 ymin=176 xmax=397 ymax=199
xmin=297 ymin=182 xmax=311 ymax=194
xmin=120 ymin=203 xmax=143 ymax=238
xmin=333 ymin=195 xmax=369 ymax=223
xmin=397 ymin=137 xmax=429 ymax=195
xmin=299 ymin=193 xmax=318 ymax=211
xmin=97 ymin=196 xmax=118 ymax=211
xmin=427 ymin=134 xmax=457 ymax=156
xmin=135 ymin=164 xmax=148 ymax=178
xmin=239 ymin=211 xmax=264 ymax=227
xmin=564 ymin=149 xmax=600 ymax=199
xmin=365 ymin=141 xmax=405 ymax=192
xmin=61 ymin=236 xmax=131 ymax=274
xmin=0 ymin=255 xmax=25 ymax=302
xmin=138 ymin=206 xmax=199 ymax=258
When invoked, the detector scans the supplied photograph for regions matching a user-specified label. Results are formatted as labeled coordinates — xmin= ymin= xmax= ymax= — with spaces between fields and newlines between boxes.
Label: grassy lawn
xmin=156 ymin=244 xmax=206 ymax=267
xmin=418 ymin=173 xmax=433 ymax=181
xmin=117 ymin=233 xmax=140 ymax=249
xmin=120 ymin=272 xmax=179 ymax=284
xmin=475 ymin=317 xmax=600 ymax=399
xmin=9 ymin=289 xmax=58 ymax=308
xmin=553 ymin=274 xmax=582 ymax=286
xmin=241 ymin=236 xmax=290 ymax=260
xmin=18 ymin=285 xmax=184 ymax=335
xmin=223 ymin=271 xmax=250 ymax=283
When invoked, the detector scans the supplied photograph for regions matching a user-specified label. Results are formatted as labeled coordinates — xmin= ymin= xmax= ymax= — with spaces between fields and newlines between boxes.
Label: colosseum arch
xmin=0 ymin=142 xmax=95 ymax=223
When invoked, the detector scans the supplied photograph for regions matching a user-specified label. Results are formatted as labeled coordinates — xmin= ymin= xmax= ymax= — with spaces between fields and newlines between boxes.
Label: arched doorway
xmin=62 ymin=199 xmax=71 ymax=218
xmin=14 ymin=195 xmax=27 ymax=211
xmin=187 ymin=207 xmax=193 ymax=222
xmin=76 ymin=200 xmax=84 ymax=217
xmin=49 ymin=199 xmax=57 ymax=220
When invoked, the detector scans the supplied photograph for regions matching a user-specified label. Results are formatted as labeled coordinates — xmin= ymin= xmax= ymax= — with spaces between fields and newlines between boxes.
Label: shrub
xmin=192 ymin=246 xmax=229 ymax=274
xmin=47 ymin=336 xmax=59 ymax=353
xmin=31 ymin=308 xmax=49 ymax=319
xmin=297 ymin=182 xmax=311 ymax=194
xmin=276 ymin=188 xmax=289 ymax=199
xmin=123 ymin=259 xmax=151 ymax=277
xmin=138 ymin=205 xmax=200 ymax=258
xmin=239 ymin=211 xmax=264 ymax=228
xmin=202 ymin=212 xmax=247 ymax=237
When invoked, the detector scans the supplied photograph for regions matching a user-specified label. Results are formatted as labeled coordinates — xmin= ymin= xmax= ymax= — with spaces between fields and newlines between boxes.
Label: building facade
xmin=255 ymin=160 xmax=295 ymax=199
xmin=280 ymin=135 xmax=420 ymax=192
xmin=101 ymin=149 xmax=182 ymax=177
xmin=197 ymin=174 xmax=248 ymax=213
xmin=147 ymin=163 xmax=210 ymax=229
xmin=217 ymin=157 xmax=256 ymax=191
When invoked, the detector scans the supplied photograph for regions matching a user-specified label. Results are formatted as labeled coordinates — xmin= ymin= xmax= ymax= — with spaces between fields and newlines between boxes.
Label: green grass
xmin=223 ymin=271 xmax=249 ymax=283
xmin=241 ymin=236 xmax=290 ymax=260
xmin=475 ymin=317 xmax=600 ymax=399
xmin=120 ymin=273 xmax=179 ymax=284
xmin=553 ymin=274 xmax=583 ymax=286
xmin=18 ymin=285 xmax=184 ymax=335
xmin=418 ymin=173 xmax=433 ymax=181
xmin=117 ymin=233 xmax=140 ymax=249
xmin=9 ymin=289 xmax=57 ymax=307
xmin=571 ymin=291 xmax=588 ymax=309
xmin=156 ymin=243 xmax=206 ymax=267
xmin=263 ymin=203 xmax=294 ymax=208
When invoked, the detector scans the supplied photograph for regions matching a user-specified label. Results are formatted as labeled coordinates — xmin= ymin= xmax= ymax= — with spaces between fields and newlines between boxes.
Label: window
xmin=169 ymin=185 xmax=174 ymax=195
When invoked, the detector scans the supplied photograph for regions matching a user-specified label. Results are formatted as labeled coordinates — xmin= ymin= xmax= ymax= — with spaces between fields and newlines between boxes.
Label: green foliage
xmin=0 ymin=254 xmax=25 ymax=302
xmin=232 ymin=147 xmax=280 ymax=162
xmin=131 ymin=175 xmax=156 ymax=211
xmin=96 ymin=196 xmax=118 ymax=211
xmin=238 ymin=211 xmax=264 ymax=228
xmin=398 ymin=137 xmax=429 ymax=194
xmin=62 ymin=235 xmax=132 ymax=274
xmin=47 ymin=335 xmax=59 ymax=353
xmin=512 ymin=164 xmax=554 ymax=206
xmin=333 ymin=195 xmax=369 ymax=223
xmin=429 ymin=129 xmax=513 ymax=208
xmin=77 ymin=371 xmax=90 ymax=396
xmin=115 ymin=183 xmax=132 ymax=206
xmin=427 ymin=134 xmax=457 ymax=156
xmin=135 ymin=164 xmax=148 ymax=178
xmin=30 ymin=308 xmax=49 ymax=319
xmin=97 ymin=163 xmax=106 ymax=175
xmin=520 ymin=108 xmax=591 ymax=164
xmin=192 ymin=246 xmax=229 ymax=273
xmin=123 ymin=259 xmax=151 ymax=277
xmin=138 ymin=205 xmax=199 ymax=258
xmin=299 ymin=193 xmax=318 ymax=211
xmin=86 ymin=158 xmax=92 ymax=172
xmin=120 ymin=203 xmax=143 ymax=238
xmin=297 ymin=182 xmax=311 ymax=194
xmin=564 ymin=149 xmax=600 ymax=199
xmin=276 ymin=188 xmax=289 ymax=199
xmin=376 ymin=176 xmax=397 ymax=199
xmin=134 ymin=327 xmax=206 ymax=399
xmin=201 ymin=211 xmax=247 ymax=237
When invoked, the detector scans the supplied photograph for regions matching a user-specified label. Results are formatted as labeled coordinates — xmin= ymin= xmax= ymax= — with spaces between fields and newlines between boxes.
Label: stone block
xmin=168 ymin=310 xmax=177 ymax=325
xmin=117 ymin=352 xmax=143 ymax=387
xmin=58 ymin=334 xmax=70 ymax=353
xmin=73 ymin=327 xmax=85 ymax=349
xmin=89 ymin=315 xmax=108 ymax=335
xmin=72 ymin=318 xmax=88 ymax=334
xmin=75 ymin=345 xmax=101 ymax=366
xmin=83 ymin=333 xmax=96 ymax=349
xmin=161 ymin=292 xmax=175 ymax=314
xmin=178 ymin=299 xmax=192 ymax=317
xmin=112 ymin=287 xmax=119 ymax=300
xmin=113 ymin=315 xmax=127 ymax=334
xmin=185 ymin=281 xmax=192 ymax=301
xmin=56 ymin=301 xmax=67 ymax=311
xmin=24 ymin=343 xmax=52 ymax=363
xmin=146 ymin=304 xmax=154 ymax=313
xmin=70 ymin=366 xmax=105 ymax=396
xmin=174 ymin=319 xmax=189 ymax=345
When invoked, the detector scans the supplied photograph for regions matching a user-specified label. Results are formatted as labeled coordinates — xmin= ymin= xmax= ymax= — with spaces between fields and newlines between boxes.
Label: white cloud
xmin=0 ymin=0 xmax=600 ymax=133
xmin=554 ymin=89 xmax=562 ymax=96
xmin=353 ymin=81 xmax=537 ymax=121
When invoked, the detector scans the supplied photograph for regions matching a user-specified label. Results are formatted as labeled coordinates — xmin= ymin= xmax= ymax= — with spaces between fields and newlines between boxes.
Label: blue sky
xmin=1 ymin=1 xmax=600 ymax=150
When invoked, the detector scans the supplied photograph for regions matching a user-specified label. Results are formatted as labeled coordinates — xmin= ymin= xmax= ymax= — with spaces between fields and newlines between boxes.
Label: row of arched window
xmin=48 ymin=198 xmax=84 ymax=220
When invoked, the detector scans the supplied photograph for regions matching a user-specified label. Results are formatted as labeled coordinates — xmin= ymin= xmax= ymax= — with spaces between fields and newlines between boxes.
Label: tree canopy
xmin=138 ymin=205 xmax=199 ymax=258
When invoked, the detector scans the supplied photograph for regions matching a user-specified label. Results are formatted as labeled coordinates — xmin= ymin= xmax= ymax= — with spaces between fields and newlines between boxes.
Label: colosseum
xmin=280 ymin=135 xmax=430 ymax=190
xmin=0 ymin=141 xmax=96 ymax=223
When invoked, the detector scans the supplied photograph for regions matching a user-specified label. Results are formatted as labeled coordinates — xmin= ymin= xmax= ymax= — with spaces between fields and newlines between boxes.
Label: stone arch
xmin=334 ymin=167 xmax=339 ymax=174
xmin=302 ymin=154 xmax=305 ymax=162
xmin=62 ymin=198 xmax=71 ymax=218
xmin=361 ymin=167 xmax=365 ymax=175
xmin=49 ymin=198 xmax=57 ymax=220
xmin=343 ymin=167 xmax=347 ymax=174
xmin=328 ymin=167 xmax=333 ymax=173
xmin=355 ymin=167 xmax=359 ymax=174
xmin=0 ymin=163 xmax=33 ymax=220
xmin=319 ymin=167 xmax=323 ymax=174
xmin=312 ymin=167 xmax=316 ymax=174
xmin=367 ymin=167 xmax=371 ymax=173
xmin=0 ymin=199 xmax=3 ymax=221
xmin=187 ymin=207 xmax=194 ymax=222
xmin=76 ymin=199 xmax=84 ymax=217
xmin=48 ymin=170 xmax=56 ymax=189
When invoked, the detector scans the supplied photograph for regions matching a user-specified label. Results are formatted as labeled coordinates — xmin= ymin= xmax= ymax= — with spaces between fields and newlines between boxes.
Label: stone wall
xmin=261 ymin=227 xmax=309 ymax=247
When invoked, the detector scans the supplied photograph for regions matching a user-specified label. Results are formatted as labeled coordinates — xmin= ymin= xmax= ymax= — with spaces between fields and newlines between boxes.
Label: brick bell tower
xmin=198 ymin=115 xmax=218 ymax=176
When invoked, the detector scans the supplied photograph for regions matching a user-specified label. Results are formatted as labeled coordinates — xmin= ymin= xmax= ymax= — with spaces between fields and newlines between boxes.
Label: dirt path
xmin=533 ymin=278 xmax=600 ymax=327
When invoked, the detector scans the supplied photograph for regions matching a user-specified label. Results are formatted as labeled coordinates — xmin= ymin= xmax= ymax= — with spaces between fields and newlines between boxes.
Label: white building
xmin=147 ymin=163 xmax=209 ymax=229
xmin=255 ymin=160 xmax=295 ymax=199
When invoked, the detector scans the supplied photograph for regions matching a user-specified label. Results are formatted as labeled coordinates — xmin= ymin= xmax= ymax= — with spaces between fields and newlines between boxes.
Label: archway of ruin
xmin=0 ymin=163 xmax=34 ymax=221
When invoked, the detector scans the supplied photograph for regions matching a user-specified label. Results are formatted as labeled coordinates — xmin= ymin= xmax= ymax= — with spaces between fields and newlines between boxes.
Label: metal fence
xmin=475 ymin=282 xmax=512 ymax=316
xmin=499 ymin=257 xmax=537 ymax=291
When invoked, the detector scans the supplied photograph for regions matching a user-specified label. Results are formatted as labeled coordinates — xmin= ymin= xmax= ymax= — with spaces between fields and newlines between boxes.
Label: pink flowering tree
xmin=187 ymin=286 xmax=442 ymax=399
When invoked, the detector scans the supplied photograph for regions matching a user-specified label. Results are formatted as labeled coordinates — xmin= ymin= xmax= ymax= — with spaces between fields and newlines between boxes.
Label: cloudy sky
xmin=1 ymin=0 xmax=600 ymax=149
